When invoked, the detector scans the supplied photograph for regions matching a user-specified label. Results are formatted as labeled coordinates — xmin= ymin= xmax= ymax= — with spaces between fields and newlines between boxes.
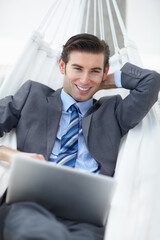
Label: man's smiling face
xmin=59 ymin=50 xmax=109 ymax=102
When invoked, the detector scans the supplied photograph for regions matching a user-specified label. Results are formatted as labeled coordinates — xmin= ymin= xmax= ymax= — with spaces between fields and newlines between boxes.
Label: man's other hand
xmin=0 ymin=146 xmax=45 ymax=164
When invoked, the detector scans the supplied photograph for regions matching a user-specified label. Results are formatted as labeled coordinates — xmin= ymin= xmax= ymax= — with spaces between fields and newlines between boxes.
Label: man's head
xmin=61 ymin=33 xmax=110 ymax=69
xmin=59 ymin=33 xmax=110 ymax=101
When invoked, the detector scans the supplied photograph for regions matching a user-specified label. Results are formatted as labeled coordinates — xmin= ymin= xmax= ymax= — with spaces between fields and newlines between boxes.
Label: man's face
xmin=59 ymin=51 xmax=109 ymax=102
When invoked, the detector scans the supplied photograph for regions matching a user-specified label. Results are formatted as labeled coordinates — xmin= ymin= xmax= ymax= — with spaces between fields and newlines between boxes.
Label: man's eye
xmin=74 ymin=68 xmax=81 ymax=71
xmin=92 ymin=70 xmax=100 ymax=73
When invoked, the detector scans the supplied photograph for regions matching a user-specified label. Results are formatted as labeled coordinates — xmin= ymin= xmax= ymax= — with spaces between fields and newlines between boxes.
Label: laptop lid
xmin=6 ymin=155 xmax=116 ymax=226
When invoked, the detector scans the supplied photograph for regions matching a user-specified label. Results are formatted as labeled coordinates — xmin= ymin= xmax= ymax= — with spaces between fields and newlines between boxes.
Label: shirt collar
xmin=61 ymin=89 xmax=93 ymax=116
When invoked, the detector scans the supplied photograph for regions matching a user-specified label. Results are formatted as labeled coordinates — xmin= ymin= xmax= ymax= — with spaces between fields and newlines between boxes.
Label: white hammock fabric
xmin=0 ymin=1 xmax=160 ymax=239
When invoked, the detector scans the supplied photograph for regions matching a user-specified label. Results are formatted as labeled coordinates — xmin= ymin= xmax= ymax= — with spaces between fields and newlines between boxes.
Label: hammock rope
xmin=94 ymin=0 xmax=97 ymax=35
xmin=37 ymin=0 xmax=61 ymax=35
xmin=112 ymin=0 xmax=127 ymax=38
xmin=106 ymin=0 xmax=120 ymax=53
xmin=85 ymin=0 xmax=90 ymax=33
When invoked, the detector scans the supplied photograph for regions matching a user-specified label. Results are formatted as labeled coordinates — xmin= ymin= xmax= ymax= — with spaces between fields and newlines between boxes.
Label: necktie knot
xmin=69 ymin=104 xmax=79 ymax=114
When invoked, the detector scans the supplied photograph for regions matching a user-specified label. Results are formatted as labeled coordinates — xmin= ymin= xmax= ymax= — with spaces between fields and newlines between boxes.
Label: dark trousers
xmin=0 ymin=201 xmax=104 ymax=240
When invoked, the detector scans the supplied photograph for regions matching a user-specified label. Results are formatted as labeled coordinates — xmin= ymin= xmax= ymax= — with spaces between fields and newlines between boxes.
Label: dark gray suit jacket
xmin=0 ymin=63 xmax=160 ymax=176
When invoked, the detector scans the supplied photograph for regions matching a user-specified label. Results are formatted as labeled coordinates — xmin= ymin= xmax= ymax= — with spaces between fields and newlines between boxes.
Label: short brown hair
xmin=61 ymin=33 xmax=110 ymax=69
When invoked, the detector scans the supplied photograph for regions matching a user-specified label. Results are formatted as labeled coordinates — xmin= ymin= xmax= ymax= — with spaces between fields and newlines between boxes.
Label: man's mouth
xmin=76 ymin=85 xmax=90 ymax=91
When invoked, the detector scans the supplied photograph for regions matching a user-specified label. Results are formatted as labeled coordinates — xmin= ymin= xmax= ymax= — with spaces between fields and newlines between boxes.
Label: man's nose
xmin=80 ymin=72 xmax=90 ymax=85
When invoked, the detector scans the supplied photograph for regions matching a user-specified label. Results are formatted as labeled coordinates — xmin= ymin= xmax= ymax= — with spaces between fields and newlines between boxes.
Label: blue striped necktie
xmin=56 ymin=104 xmax=80 ymax=167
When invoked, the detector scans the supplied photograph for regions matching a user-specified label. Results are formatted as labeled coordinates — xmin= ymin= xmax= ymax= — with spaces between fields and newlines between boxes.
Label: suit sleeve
xmin=115 ymin=63 xmax=160 ymax=136
xmin=0 ymin=80 xmax=32 ymax=137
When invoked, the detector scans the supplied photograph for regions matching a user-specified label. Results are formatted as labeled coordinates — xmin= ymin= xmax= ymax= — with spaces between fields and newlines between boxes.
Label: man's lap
xmin=0 ymin=201 xmax=104 ymax=240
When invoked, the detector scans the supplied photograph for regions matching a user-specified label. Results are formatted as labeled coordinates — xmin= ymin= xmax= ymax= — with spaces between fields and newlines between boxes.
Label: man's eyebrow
xmin=91 ymin=67 xmax=103 ymax=71
xmin=71 ymin=64 xmax=83 ymax=68
xmin=71 ymin=64 xmax=103 ymax=71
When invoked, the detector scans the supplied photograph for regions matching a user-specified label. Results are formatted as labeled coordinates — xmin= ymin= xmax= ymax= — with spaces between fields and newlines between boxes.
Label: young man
xmin=0 ymin=33 xmax=160 ymax=240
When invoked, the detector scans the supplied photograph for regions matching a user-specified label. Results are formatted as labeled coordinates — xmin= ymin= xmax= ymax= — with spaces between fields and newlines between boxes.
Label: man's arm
xmin=0 ymin=81 xmax=45 ymax=164
xmin=99 ymin=63 xmax=160 ymax=135
xmin=118 ymin=63 xmax=160 ymax=135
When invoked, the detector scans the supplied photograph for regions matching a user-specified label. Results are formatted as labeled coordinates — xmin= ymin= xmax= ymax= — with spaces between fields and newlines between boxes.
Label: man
xmin=0 ymin=33 xmax=159 ymax=240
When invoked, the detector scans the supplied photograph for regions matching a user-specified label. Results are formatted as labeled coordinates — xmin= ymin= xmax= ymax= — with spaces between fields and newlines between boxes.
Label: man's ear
xmin=59 ymin=58 xmax=65 ymax=74
xmin=102 ymin=65 xmax=109 ymax=81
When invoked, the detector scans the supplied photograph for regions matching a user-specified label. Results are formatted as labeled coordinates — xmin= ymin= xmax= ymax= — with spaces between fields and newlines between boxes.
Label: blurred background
xmin=0 ymin=0 xmax=160 ymax=80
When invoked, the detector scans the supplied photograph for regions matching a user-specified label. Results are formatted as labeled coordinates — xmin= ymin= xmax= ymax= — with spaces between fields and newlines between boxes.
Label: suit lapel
xmin=82 ymin=114 xmax=92 ymax=143
xmin=82 ymin=99 xmax=98 ymax=144
xmin=46 ymin=89 xmax=62 ymax=159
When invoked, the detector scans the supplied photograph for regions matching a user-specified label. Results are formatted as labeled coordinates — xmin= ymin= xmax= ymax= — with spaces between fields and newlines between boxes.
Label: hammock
xmin=0 ymin=1 xmax=160 ymax=239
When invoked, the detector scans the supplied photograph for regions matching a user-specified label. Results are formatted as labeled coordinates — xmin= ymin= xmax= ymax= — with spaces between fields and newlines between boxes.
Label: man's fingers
xmin=18 ymin=152 xmax=45 ymax=161
xmin=26 ymin=153 xmax=45 ymax=161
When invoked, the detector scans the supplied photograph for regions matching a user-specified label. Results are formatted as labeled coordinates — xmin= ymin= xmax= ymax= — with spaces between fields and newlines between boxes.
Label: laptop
xmin=6 ymin=155 xmax=116 ymax=226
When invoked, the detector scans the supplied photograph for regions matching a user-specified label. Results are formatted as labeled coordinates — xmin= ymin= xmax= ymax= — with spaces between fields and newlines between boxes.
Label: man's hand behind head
xmin=98 ymin=73 xmax=117 ymax=90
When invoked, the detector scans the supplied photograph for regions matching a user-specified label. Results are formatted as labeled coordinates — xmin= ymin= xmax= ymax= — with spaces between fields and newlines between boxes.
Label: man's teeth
xmin=77 ymin=86 xmax=89 ymax=91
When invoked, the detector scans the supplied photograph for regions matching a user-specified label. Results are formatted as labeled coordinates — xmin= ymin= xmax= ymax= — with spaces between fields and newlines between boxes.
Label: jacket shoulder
xmin=24 ymin=80 xmax=56 ymax=95
xmin=97 ymin=94 xmax=122 ymax=105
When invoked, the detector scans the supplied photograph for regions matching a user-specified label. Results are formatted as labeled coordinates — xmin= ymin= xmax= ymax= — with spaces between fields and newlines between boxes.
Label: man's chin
xmin=74 ymin=94 xmax=93 ymax=102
